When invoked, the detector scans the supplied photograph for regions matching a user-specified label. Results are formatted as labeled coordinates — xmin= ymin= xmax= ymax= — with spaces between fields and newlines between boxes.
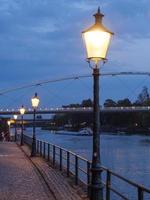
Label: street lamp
xmin=31 ymin=93 xmax=40 ymax=157
xmin=7 ymin=120 xmax=11 ymax=141
xmin=19 ymin=105 xmax=25 ymax=146
xmin=7 ymin=120 xmax=11 ymax=126
xmin=13 ymin=115 xmax=18 ymax=142
xmin=7 ymin=120 xmax=11 ymax=132
xmin=82 ymin=8 xmax=113 ymax=200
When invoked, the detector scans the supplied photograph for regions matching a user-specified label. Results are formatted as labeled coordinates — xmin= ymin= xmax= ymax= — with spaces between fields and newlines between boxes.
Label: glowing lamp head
xmin=31 ymin=93 xmax=40 ymax=109
xmin=20 ymin=105 xmax=25 ymax=115
xmin=82 ymin=8 xmax=113 ymax=63
xmin=13 ymin=115 xmax=18 ymax=120
xmin=7 ymin=120 xmax=11 ymax=126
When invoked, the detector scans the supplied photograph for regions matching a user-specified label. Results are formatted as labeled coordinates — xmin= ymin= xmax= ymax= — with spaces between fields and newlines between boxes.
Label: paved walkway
xmin=0 ymin=142 xmax=55 ymax=200
xmin=22 ymin=145 xmax=88 ymax=200
xmin=0 ymin=142 xmax=88 ymax=200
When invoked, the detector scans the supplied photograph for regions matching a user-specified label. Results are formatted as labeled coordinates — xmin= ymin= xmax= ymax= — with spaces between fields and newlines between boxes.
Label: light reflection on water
xmin=25 ymin=128 xmax=150 ymax=198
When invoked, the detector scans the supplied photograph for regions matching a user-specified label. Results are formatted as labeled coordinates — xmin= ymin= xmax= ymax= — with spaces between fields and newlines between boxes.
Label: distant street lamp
xmin=82 ymin=8 xmax=113 ymax=200
xmin=19 ymin=105 xmax=25 ymax=146
xmin=31 ymin=93 xmax=40 ymax=157
xmin=7 ymin=120 xmax=11 ymax=131
xmin=13 ymin=115 xmax=18 ymax=141
xmin=7 ymin=120 xmax=11 ymax=141
xmin=7 ymin=120 xmax=11 ymax=126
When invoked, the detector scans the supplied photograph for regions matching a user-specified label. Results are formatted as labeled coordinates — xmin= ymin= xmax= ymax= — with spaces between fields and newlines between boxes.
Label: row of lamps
xmin=7 ymin=7 xmax=113 ymax=200
xmin=7 ymin=93 xmax=40 ymax=157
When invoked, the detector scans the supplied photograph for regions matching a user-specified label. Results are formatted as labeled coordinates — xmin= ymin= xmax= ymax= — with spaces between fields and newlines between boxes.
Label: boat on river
xmin=78 ymin=128 xmax=92 ymax=136
xmin=54 ymin=128 xmax=92 ymax=136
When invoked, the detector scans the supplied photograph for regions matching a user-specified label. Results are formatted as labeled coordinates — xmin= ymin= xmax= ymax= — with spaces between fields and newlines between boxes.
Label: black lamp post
xmin=7 ymin=120 xmax=11 ymax=140
xmin=19 ymin=105 xmax=25 ymax=146
xmin=13 ymin=115 xmax=18 ymax=142
xmin=31 ymin=93 xmax=40 ymax=157
xmin=82 ymin=8 xmax=113 ymax=200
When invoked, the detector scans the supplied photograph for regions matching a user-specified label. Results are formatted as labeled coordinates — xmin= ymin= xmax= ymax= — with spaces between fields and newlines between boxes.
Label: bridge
xmin=1 ymin=106 xmax=150 ymax=115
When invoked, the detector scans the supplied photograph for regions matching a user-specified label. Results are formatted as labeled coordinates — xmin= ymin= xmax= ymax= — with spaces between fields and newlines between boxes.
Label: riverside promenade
xmin=0 ymin=142 xmax=88 ymax=200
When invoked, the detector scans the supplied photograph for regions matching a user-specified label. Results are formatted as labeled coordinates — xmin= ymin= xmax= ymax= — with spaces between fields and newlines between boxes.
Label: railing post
xmin=37 ymin=140 xmax=39 ymax=154
xmin=22 ymin=134 xmax=25 ymax=144
xmin=87 ymin=161 xmax=91 ymax=197
xmin=41 ymin=141 xmax=43 ymax=156
xmin=106 ymin=170 xmax=111 ymax=200
xmin=75 ymin=155 xmax=78 ymax=185
xmin=53 ymin=145 xmax=55 ymax=166
xmin=138 ymin=187 xmax=143 ymax=200
xmin=60 ymin=148 xmax=62 ymax=170
xmin=47 ymin=143 xmax=50 ymax=161
xmin=43 ymin=142 xmax=46 ymax=158
xmin=40 ymin=141 xmax=42 ymax=156
xmin=67 ymin=151 xmax=70 ymax=176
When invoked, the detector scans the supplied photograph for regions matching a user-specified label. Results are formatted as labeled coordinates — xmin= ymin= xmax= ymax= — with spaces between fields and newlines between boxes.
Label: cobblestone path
xmin=0 ymin=142 xmax=55 ymax=200
xmin=22 ymin=145 xmax=89 ymax=200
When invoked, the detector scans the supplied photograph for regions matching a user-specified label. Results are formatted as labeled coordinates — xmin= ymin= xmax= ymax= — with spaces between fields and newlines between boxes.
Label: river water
xmin=23 ymin=128 xmax=150 ymax=199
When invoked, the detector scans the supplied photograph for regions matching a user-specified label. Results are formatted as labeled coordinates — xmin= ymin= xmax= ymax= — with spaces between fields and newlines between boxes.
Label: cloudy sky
xmin=0 ymin=0 xmax=150 ymax=109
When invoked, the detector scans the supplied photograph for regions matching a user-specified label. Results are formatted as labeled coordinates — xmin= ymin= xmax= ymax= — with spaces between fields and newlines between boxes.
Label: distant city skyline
xmin=0 ymin=0 xmax=150 ymax=108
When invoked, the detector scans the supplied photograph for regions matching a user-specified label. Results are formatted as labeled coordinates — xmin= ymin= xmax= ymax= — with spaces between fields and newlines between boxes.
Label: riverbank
xmin=42 ymin=128 xmax=150 ymax=136
xmin=42 ymin=126 xmax=150 ymax=136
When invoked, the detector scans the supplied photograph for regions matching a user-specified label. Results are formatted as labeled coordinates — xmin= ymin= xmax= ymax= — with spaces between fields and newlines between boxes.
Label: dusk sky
xmin=0 ymin=0 xmax=150 ymax=109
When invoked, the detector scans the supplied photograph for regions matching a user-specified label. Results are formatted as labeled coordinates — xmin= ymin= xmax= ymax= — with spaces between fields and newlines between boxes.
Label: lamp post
xmin=19 ymin=105 xmax=25 ymax=146
xmin=7 ymin=120 xmax=11 ymax=138
xmin=82 ymin=8 xmax=113 ymax=200
xmin=13 ymin=115 xmax=18 ymax=141
xmin=31 ymin=93 xmax=40 ymax=157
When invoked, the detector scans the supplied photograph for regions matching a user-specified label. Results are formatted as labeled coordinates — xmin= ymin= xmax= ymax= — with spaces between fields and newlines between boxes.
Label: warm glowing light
xmin=13 ymin=115 xmax=18 ymax=120
xmin=82 ymin=8 xmax=113 ymax=63
xmin=7 ymin=120 xmax=11 ymax=126
xmin=31 ymin=93 xmax=40 ymax=108
xmin=20 ymin=106 xmax=25 ymax=115
xmin=82 ymin=30 xmax=111 ymax=61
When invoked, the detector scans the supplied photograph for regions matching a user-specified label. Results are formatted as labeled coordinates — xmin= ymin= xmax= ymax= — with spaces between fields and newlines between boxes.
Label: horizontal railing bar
xmin=58 ymin=154 xmax=89 ymax=174
xmin=38 ymin=141 xmax=69 ymax=153
xmin=57 ymin=164 xmax=88 ymax=186
xmin=36 ymin=138 xmax=89 ymax=161
xmin=101 ymin=167 xmax=150 ymax=193
xmin=99 ymin=179 xmax=127 ymax=199
xmin=30 ymin=136 xmax=90 ymax=163
xmin=78 ymin=167 xmax=88 ymax=174
xmin=79 ymin=179 xmax=88 ymax=186
xmin=76 ymin=155 xmax=90 ymax=162
xmin=109 ymin=186 xmax=129 ymax=200
xmin=57 ymin=156 xmax=88 ymax=175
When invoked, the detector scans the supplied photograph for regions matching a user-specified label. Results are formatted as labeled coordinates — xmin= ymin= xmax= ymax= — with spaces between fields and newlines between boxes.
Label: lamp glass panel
xmin=31 ymin=97 xmax=40 ymax=108
xmin=20 ymin=108 xmax=25 ymax=115
xmin=14 ymin=115 xmax=18 ymax=120
xmin=83 ymin=30 xmax=111 ymax=60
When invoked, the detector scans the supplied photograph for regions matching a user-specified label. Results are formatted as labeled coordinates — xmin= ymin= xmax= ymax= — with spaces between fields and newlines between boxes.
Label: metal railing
xmin=22 ymin=134 xmax=150 ymax=200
